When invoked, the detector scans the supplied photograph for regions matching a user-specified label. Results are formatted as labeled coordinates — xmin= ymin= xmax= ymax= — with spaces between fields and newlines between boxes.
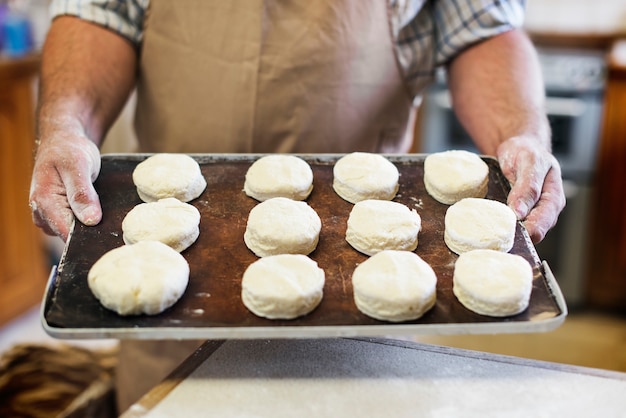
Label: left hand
xmin=496 ymin=136 xmax=566 ymax=243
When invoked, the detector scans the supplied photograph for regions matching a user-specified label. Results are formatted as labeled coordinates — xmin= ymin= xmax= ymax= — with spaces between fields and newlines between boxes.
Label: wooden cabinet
xmin=585 ymin=41 xmax=626 ymax=312
xmin=0 ymin=54 xmax=48 ymax=326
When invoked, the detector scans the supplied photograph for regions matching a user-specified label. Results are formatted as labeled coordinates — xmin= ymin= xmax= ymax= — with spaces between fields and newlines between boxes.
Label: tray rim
xmin=41 ymin=153 xmax=567 ymax=340
xmin=41 ymin=261 xmax=566 ymax=339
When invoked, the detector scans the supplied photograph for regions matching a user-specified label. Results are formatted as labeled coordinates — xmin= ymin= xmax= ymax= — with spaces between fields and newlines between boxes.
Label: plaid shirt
xmin=50 ymin=0 xmax=525 ymax=98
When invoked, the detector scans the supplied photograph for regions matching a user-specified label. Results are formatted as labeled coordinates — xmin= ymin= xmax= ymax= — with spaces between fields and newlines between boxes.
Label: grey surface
xmin=131 ymin=338 xmax=626 ymax=418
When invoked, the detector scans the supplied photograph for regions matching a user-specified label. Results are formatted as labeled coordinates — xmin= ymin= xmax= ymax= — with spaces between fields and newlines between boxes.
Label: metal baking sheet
xmin=41 ymin=154 xmax=567 ymax=340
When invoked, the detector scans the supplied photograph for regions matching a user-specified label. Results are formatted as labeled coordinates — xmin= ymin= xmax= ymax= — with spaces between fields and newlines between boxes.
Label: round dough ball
xmin=346 ymin=200 xmax=421 ymax=256
xmin=88 ymin=241 xmax=190 ymax=316
xmin=242 ymin=254 xmax=325 ymax=319
xmin=453 ymin=249 xmax=533 ymax=317
xmin=333 ymin=152 xmax=399 ymax=204
xmin=244 ymin=197 xmax=322 ymax=257
xmin=133 ymin=153 xmax=207 ymax=202
xmin=444 ymin=198 xmax=517 ymax=254
xmin=424 ymin=150 xmax=489 ymax=205
xmin=352 ymin=250 xmax=437 ymax=322
xmin=244 ymin=155 xmax=314 ymax=201
xmin=122 ymin=197 xmax=201 ymax=252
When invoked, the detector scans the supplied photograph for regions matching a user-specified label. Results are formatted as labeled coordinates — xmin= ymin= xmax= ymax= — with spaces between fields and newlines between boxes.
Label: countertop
xmin=0 ymin=53 xmax=39 ymax=81
xmin=524 ymin=0 xmax=626 ymax=49
xmin=525 ymin=0 xmax=626 ymax=36
xmin=121 ymin=338 xmax=626 ymax=417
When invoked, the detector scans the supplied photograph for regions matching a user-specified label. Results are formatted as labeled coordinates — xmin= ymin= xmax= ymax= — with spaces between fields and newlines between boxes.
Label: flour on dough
xmin=132 ymin=153 xmax=207 ymax=202
xmin=453 ymin=249 xmax=533 ymax=317
xmin=352 ymin=250 xmax=437 ymax=322
xmin=244 ymin=197 xmax=321 ymax=257
xmin=242 ymin=254 xmax=325 ymax=319
xmin=346 ymin=199 xmax=421 ymax=256
xmin=333 ymin=152 xmax=399 ymax=204
xmin=88 ymin=241 xmax=189 ymax=316
xmin=122 ymin=197 xmax=201 ymax=252
xmin=244 ymin=155 xmax=314 ymax=201
xmin=444 ymin=198 xmax=517 ymax=254
xmin=424 ymin=150 xmax=489 ymax=205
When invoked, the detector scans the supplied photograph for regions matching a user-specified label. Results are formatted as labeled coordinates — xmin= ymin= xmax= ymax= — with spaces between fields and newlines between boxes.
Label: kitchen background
xmin=1 ymin=0 xmax=626 ymax=414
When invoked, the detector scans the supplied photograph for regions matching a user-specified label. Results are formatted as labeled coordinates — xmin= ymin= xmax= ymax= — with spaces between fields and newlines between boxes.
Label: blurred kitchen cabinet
xmin=0 ymin=54 xmax=48 ymax=326
xmin=585 ymin=40 xmax=626 ymax=312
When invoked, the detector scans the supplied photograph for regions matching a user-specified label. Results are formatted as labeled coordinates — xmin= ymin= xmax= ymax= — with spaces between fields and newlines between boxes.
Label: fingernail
xmin=79 ymin=207 xmax=101 ymax=226
xmin=514 ymin=201 xmax=529 ymax=220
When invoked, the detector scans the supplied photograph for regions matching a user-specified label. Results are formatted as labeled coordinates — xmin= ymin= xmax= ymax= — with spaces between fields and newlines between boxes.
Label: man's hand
xmin=30 ymin=16 xmax=138 ymax=240
xmin=29 ymin=131 xmax=102 ymax=242
xmin=446 ymin=29 xmax=565 ymax=242
xmin=497 ymin=136 xmax=566 ymax=243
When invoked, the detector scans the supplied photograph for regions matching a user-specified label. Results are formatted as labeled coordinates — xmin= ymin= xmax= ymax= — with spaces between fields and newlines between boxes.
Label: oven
xmin=417 ymin=47 xmax=606 ymax=308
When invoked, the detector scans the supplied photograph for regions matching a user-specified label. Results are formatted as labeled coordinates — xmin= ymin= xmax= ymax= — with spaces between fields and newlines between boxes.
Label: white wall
xmin=525 ymin=0 xmax=626 ymax=35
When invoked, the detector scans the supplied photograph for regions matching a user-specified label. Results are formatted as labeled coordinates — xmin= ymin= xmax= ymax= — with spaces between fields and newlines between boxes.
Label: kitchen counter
xmin=525 ymin=0 xmax=626 ymax=49
xmin=121 ymin=338 xmax=626 ymax=417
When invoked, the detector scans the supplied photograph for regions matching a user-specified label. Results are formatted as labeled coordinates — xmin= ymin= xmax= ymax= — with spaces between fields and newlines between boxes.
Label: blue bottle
xmin=1 ymin=7 xmax=33 ymax=57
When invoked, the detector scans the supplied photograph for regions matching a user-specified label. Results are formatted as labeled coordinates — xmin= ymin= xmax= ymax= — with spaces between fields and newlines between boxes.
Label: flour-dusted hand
xmin=497 ymin=136 xmax=566 ymax=243
xmin=29 ymin=129 xmax=102 ymax=242
xmin=445 ymin=29 xmax=565 ymax=243
xmin=29 ymin=15 xmax=138 ymax=241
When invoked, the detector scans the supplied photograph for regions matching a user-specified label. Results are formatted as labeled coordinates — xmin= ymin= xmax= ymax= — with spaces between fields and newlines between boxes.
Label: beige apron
xmin=134 ymin=0 xmax=413 ymax=153
xmin=118 ymin=0 xmax=413 ymax=413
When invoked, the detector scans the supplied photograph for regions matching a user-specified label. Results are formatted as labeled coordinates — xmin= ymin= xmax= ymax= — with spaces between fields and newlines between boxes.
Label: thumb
xmin=66 ymin=183 xmax=102 ymax=227
xmin=63 ymin=141 xmax=103 ymax=226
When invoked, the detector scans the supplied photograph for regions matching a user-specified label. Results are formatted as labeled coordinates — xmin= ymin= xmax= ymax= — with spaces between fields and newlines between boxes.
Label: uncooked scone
xmin=241 ymin=254 xmax=325 ymax=319
xmin=244 ymin=155 xmax=313 ymax=201
xmin=122 ymin=197 xmax=201 ymax=252
xmin=333 ymin=152 xmax=399 ymax=204
xmin=133 ymin=153 xmax=207 ymax=202
xmin=352 ymin=250 xmax=437 ymax=322
xmin=244 ymin=197 xmax=322 ymax=257
xmin=453 ymin=249 xmax=533 ymax=317
xmin=444 ymin=198 xmax=517 ymax=254
xmin=88 ymin=241 xmax=190 ymax=316
xmin=424 ymin=150 xmax=489 ymax=205
xmin=346 ymin=200 xmax=421 ymax=256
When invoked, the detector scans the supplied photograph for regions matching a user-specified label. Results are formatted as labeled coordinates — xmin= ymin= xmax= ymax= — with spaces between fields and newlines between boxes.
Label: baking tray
xmin=41 ymin=154 xmax=567 ymax=340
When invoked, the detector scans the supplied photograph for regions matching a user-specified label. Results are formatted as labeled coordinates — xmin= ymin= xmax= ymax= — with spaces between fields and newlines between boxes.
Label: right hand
xmin=29 ymin=130 xmax=102 ymax=242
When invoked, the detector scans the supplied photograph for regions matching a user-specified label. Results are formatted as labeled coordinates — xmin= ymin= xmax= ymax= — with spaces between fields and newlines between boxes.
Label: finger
xmin=30 ymin=198 xmax=74 ymax=242
xmin=58 ymin=142 xmax=103 ymax=227
xmin=521 ymin=166 xmax=566 ymax=243
xmin=29 ymin=140 xmax=103 ymax=238
xmin=506 ymin=154 xmax=551 ymax=221
xmin=29 ymin=163 xmax=76 ymax=241
xmin=60 ymin=168 xmax=103 ymax=227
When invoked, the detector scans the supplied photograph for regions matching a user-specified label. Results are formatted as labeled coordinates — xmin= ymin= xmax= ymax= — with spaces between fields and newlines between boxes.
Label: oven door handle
xmin=545 ymin=97 xmax=587 ymax=118
xmin=433 ymin=91 xmax=587 ymax=118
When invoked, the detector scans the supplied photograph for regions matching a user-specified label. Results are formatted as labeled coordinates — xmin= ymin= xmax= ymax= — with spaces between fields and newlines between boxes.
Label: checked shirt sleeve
xmin=49 ymin=0 xmax=148 ymax=46
xmin=391 ymin=0 xmax=526 ymax=100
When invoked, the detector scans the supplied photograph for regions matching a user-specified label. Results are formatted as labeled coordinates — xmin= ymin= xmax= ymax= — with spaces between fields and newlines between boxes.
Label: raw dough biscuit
xmin=424 ymin=150 xmax=489 ymax=205
xmin=444 ymin=198 xmax=517 ymax=254
xmin=241 ymin=254 xmax=325 ymax=319
xmin=122 ymin=197 xmax=201 ymax=252
xmin=333 ymin=152 xmax=399 ymax=204
xmin=352 ymin=250 xmax=437 ymax=322
xmin=244 ymin=197 xmax=322 ymax=257
xmin=133 ymin=153 xmax=207 ymax=202
xmin=453 ymin=249 xmax=533 ymax=317
xmin=88 ymin=241 xmax=189 ymax=316
xmin=346 ymin=200 xmax=421 ymax=256
xmin=244 ymin=155 xmax=313 ymax=201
